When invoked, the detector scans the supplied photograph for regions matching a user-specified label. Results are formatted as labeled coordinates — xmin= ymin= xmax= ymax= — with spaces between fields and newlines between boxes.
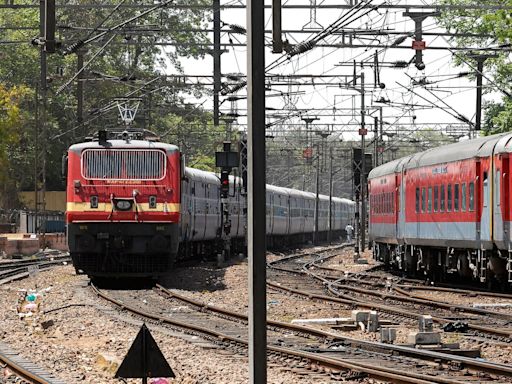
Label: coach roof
xmin=368 ymin=155 xmax=413 ymax=179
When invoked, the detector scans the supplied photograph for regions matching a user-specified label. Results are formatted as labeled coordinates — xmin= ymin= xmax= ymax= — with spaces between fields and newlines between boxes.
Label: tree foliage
xmin=0 ymin=1 xmax=220 ymax=209
xmin=438 ymin=0 xmax=512 ymax=133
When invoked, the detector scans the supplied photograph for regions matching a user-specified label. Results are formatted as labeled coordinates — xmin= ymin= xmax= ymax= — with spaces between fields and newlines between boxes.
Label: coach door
xmin=397 ymin=171 xmax=406 ymax=241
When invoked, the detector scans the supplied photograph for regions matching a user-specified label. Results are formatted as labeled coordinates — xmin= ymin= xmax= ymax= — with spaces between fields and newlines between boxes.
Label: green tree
xmin=438 ymin=0 xmax=512 ymax=133
xmin=0 ymin=0 xmax=219 ymax=206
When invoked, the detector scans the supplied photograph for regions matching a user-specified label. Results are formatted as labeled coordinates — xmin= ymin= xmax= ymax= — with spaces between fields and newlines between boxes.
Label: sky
xmin=162 ymin=0 xmax=504 ymax=148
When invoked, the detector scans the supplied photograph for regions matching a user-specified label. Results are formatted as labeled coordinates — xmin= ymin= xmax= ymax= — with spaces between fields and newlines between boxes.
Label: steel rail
xmin=0 ymin=352 xmax=53 ymax=384
xmin=93 ymin=284 xmax=472 ymax=384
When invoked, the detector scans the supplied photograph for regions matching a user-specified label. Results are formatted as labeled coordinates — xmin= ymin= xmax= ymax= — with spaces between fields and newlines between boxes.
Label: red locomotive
xmin=369 ymin=133 xmax=512 ymax=288
xmin=66 ymin=130 xmax=182 ymax=277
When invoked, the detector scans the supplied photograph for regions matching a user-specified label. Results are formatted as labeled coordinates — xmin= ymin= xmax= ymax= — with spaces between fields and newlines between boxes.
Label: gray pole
xmin=360 ymin=71 xmax=366 ymax=252
xmin=272 ymin=0 xmax=282 ymax=53
xmin=475 ymin=59 xmax=484 ymax=137
xmin=327 ymin=145 xmax=333 ymax=243
xmin=314 ymin=144 xmax=320 ymax=245
xmin=379 ymin=107 xmax=383 ymax=166
xmin=374 ymin=116 xmax=378 ymax=169
xmin=38 ymin=0 xmax=48 ymax=243
xmin=213 ymin=0 xmax=221 ymax=126
xmin=247 ymin=0 xmax=267 ymax=382
xmin=76 ymin=49 xmax=84 ymax=139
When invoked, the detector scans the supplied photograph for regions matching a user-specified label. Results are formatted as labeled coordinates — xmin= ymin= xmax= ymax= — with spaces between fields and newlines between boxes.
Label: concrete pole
xmin=247 ymin=0 xmax=266 ymax=382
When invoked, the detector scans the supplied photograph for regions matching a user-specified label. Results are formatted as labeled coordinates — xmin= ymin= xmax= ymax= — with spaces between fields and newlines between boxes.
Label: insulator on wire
xmin=390 ymin=35 xmax=408 ymax=47
xmin=221 ymin=81 xmax=247 ymax=96
xmin=287 ymin=40 xmax=316 ymax=58
xmin=64 ymin=39 xmax=85 ymax=55
xmin=229 ymin=24 xmax=246 ymax=35
xmin=392 ymin=61 xmax=410 ymax=68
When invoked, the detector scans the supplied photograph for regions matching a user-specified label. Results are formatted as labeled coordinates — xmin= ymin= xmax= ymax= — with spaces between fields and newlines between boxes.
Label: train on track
xmin=368 ymin=132 xmax=512 ymax=289
xmin=65 ymin=129 xmax=355 ymax=278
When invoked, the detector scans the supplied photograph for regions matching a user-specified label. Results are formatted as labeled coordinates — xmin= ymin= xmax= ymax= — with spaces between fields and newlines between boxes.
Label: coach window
xmin=440 ymin=185 xmax=445 ymax=212
xmin=415 ymin=187 xmax=420 ymax=213
xmin=469 ymin=182 xmax=475 ymax=211
xmin=427 ymin=187 xmax=432 ymax=212
xmin=447 ymin=184 xmax=452 ymax=212
xmin=421 ymin=187 xmax=426 ymax=212
xmin=496 ymin=170 xmax=501 ymax=206
xmin=434 ymin=186 xmax=439 ymax=212
xmin=461 ymin=183 xmax=467 ymax=212
xmin=454 ymin=184 xmax=459 ymax=211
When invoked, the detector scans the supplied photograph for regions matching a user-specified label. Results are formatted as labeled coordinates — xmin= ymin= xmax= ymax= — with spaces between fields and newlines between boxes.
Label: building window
xmin=434 ymin=185 xmax=439 ymax=212
xmin=461 ymin=183 xmax=467 ymax=212
xmin=454 ymin=184 xmax=459 ymax=211
xmin=440 ymin=185 xmax=445 ymax=212
xmin=469 ymin=182 xmax=475 ymax=211
xmin=447 ymin=184 xmax=452 ymax=212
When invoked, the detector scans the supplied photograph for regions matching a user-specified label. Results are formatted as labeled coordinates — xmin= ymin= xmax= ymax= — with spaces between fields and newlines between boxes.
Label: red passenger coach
xmin=369 ymin=133 xmax=512 ymax=289
xmin=66 ymin=130 xmax=182 ymax=277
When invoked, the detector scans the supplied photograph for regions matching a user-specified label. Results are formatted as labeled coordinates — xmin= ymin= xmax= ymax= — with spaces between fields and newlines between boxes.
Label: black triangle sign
xmin=115 ymin=323 xmax=175 ymax=380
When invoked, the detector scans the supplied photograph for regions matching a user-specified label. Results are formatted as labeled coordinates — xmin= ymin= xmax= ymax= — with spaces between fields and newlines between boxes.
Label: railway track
xmin=92 ymin=280 xmax=512 ymax=383
xmin=0 ymin=253 xmax=70 ymax=384
xmin=268 ymin=250 xmax=512 ymax=343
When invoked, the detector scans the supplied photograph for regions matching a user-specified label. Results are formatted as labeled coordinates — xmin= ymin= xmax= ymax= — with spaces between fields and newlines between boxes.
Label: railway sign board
xmin=412 ymin=40 xmax=426 ymax=50
xmin=115 ymin=323 xmax=175 ymax=382
xmin=358 ymin=128 xmax=368 ymax=136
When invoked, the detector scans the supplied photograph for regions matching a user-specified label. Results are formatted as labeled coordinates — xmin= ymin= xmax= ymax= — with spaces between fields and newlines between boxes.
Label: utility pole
xmin=468 ymin=53 xmax=497 ymax=137
xmin=360 ymin=71 xmax=366 ymax=252
xmin=213 ymin=0 xmax=221 ymax=126
xmin=76 ymin=49 xmax=85 ymax=139
xmin=327 ymin=145 xmax=333 ymax=243
xmin=247 ymin=0 xmax=266 ymax=382
xmin=403 ymin=11 xmax=440 ymax=70
xmin=314 ymin=144 xmax=320 ymax=245
xmin=373 ymin=116 xmax=379 ymax=169
xmin=272 ymin=0 xmax=282 ymax=53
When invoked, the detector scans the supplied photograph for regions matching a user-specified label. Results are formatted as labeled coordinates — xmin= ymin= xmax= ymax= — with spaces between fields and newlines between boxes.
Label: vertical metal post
xmin=360 ymin=72 xmax=366 ymax=252
xmin=272 ymin=0 xmax=282 ymax=53
xmin=373 ymin=116 xmax=378 ymax=169
xmin=38 ymin=0 xmax=48 ymax=244
xmin=213 ymin=0 xmax=221 ymax=126
xmin=76 ymin=49 xmax=84 ymax=139
xmin=379 ymin=107 xmax=383 ymax=166
xmin=314 ymin=145 xmax=320 ymax=245
xmin=327 ymin=146 xmax=333 ymax=243
xmin=247 ymin=0 xmax=266 ymax=382
xmin=475 ymin=59 xmax=484 ymax=136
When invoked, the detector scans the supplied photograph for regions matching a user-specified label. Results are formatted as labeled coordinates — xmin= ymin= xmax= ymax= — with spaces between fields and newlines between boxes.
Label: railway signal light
xmin=220 ymin=169 xmax=230 ymax=198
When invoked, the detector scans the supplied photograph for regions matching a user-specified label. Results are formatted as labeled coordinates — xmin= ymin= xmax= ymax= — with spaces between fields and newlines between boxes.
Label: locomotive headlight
xmin=149 ymin=195 xmax=157 ymax=209
xmin=90 ymin=195 xmax=98 ymax=208
xmin=115 ymin=199 xmax=132 ymax=211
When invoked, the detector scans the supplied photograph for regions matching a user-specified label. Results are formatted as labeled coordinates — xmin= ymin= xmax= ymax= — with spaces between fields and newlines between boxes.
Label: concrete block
xmin=351 ymin=310 xmax=370 ymax=323
xmin=356 ymin=258 xmax=369 ymax=264
xmin=407 ymin=331 xmax=441 ymax=345
xmin=380 ymin=328 xmax=397 ymax=344
xmin=367 ymin=311 xmax=379 ymax=332
xmin=419 ymin=315 xmax=433 ymax=332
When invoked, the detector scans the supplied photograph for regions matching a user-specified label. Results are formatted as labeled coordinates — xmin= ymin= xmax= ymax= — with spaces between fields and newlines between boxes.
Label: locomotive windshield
xmin=81 ymin=149 xmax=166 ymax=180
